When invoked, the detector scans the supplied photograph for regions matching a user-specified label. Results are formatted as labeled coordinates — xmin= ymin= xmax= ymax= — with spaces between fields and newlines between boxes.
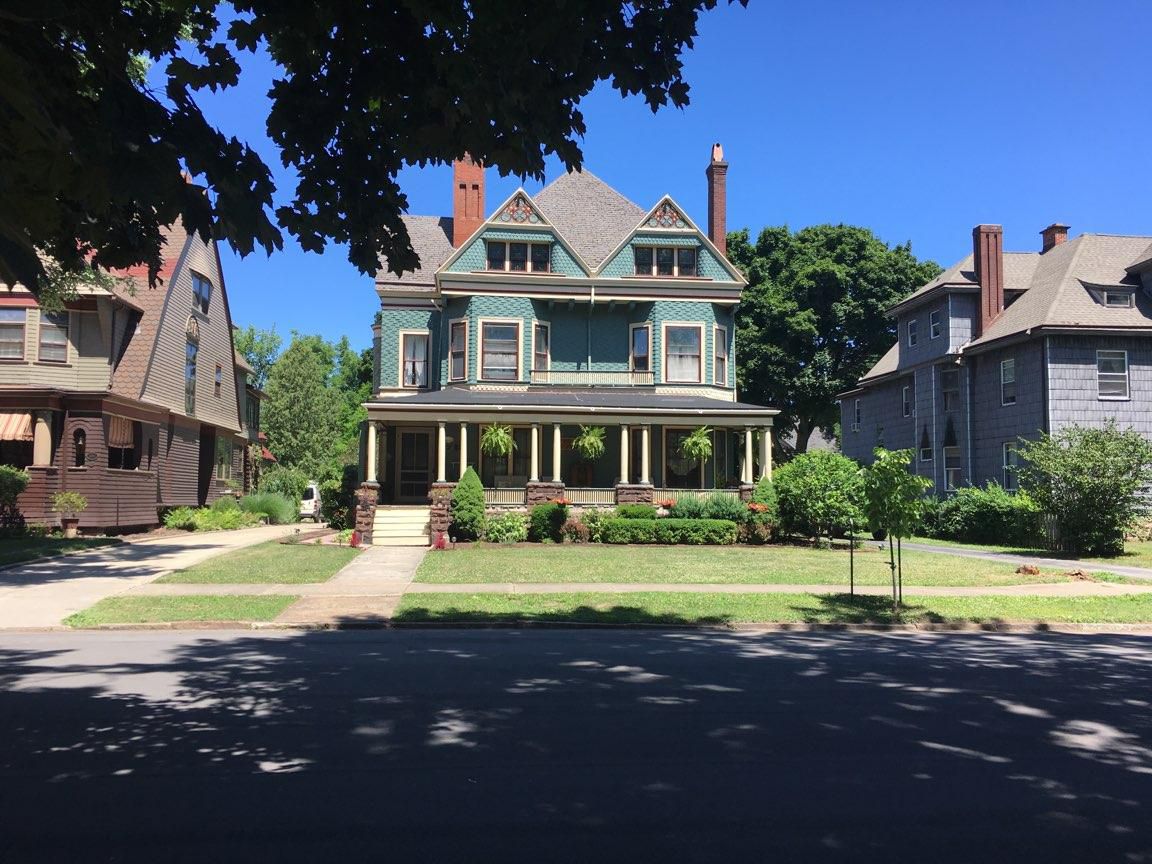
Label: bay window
xmin=401 ymin=332 xmax=429 ymax=388
xmin=481 ymin=321 xmax=520 ymax=381
xmin=38 ymin=312 xmax=69 ymax=362
xmin=664 ymin=325 xmax=702 ymax=383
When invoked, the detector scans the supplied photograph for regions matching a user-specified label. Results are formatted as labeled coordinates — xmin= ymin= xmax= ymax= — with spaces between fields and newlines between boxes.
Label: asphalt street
xmin=1 ymin=629 xmax=1150 ymax=863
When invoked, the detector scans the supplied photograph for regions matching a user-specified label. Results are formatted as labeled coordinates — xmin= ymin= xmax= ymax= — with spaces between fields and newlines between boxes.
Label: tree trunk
xmin=793 ymin=417 xmax=816 ymax=455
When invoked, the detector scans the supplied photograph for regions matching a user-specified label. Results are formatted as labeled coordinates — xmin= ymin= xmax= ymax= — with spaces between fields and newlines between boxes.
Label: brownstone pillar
xmin=355 ymin=482 xmax=379 ymax=544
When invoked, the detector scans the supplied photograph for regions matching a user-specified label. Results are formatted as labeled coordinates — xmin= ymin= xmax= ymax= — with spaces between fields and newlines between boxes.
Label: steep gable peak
xmin=494 ymin=190 xmax=549 ymax=226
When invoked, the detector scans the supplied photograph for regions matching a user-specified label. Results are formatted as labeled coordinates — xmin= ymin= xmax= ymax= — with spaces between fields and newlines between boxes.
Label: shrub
xmin=1018 ymin=421 xmax=1152 ymax=556
xmin=744 ymin=476 xmax=779 ymax=543
xmin=211 ymin=495 xmax=240 ymax=512
xmin=668 ymin=496 xmax=706 ymax=519
xmin=561 ymin=517 xmax=590 ymax=543
xmin=321 ymin=464 xmax=360 ymax=530
xmin=259 ymin=465 xmax=309 ymax=506
xmin=484 ymin=512 xmax=527 ymax=544
xmin=600 ymin=518 xmax=738 ymax=545
xmin=163 ymin=506 xmax=261 ymax=532
xmin=50 ymin=491 xmax=88 ymax=515
xmin=0 ymin=465 xmax=30 ymax=532
xmin=239 ymin=492 xmax=297 ymax=525
xmin=773 ymin=450 xmax=864 ymax=540
xmin=750 ymin=475 xmax=779 ymax=522
xmin=918 ymin=496 xmax=943 ymax=537
xmin=528 ymin=502 xmax=568 ymax=543
xmin=702 ymin=492 xmax=747 ymax=523
xmin=615 ymin=503 xmax=656 ymax=520
xmin=450 ymin=467 xmax=486 ymax=541
xmin=932 ymin=483 xmax=1043 ymax=547
xmin=163 ymin=507 xmax=200 ymax=531
xmin=581 ymin=508 xmax=605 ymax=543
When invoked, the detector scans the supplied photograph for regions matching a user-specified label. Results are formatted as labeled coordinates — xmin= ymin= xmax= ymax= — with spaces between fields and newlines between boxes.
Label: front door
xmin=395 ymin=429 xmax=432 ymax=503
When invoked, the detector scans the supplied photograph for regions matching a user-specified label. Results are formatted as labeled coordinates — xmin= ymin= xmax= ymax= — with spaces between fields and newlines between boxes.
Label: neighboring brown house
xmin=0 ymin=224 xmax=253 ymax=530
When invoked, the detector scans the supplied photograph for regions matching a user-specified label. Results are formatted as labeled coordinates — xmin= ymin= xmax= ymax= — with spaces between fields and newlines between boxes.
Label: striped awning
xmin=0 ymin=412 xmax=33 ymax=442
xmin=107 ymin=415 xmax=134 ymax=448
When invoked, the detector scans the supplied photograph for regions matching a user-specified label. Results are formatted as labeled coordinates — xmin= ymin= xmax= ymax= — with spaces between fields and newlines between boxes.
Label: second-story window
xmin=401 ymin=332 xmax=429 ymax=388
xmin=930 ymin=310 xmax=942 ymax=339
xmin=1097 ymin=349 xmax=1129 ymax=399
xmin=713 ymin=326 xmax=728 ymax=386
xmin=533 ymin=323 xmax=550 ymax=371
xmin=449 ymin=321 xmax=467 ymax=381
xmin=853 ymin=399 xmax=862 ymax=432
xmin=192 ymin=273 xmax=212 ymax=315
xmin=941 ymin=368 xmax=960 ymax=412
xmin=214 ymin=364 xmax=223 ymax=398
xmin=481 ymin=322 xmax=520 ymax=381
xmin=630 ymin=324 xmax=650 ymax=373
xmin=634 ymin=246 xmax=698 ymax=277
xmin=907 ymin=318 xmax=919 ymax=347
xmin=486 ymin=241 xmax=550 ymax=273
xmin=38 ymin=312 xmax=69 ymax=362
xmin=0 ymin=309 xmax=26 ymax=359
xmin=664 ymin=325 xmax=702 ymax=383
xmin=902 ymin=384 xmax=913 ymax=418
xmin=185 ymin=339 xmax=198 ymax=416
xmin=1000 ymin=358 xmax=1016 ymax=406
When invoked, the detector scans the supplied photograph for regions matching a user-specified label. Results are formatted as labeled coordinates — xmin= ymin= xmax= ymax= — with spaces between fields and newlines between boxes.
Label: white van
xmin=299 ymin=482 xmax=322 ymax=522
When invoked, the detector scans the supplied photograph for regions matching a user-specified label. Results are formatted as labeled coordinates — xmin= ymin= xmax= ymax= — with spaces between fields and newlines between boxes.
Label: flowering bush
xmin=550 ymin=497 xmax=572 ymax=506
xmin=747 ymin=501 xmax=770 ymax=513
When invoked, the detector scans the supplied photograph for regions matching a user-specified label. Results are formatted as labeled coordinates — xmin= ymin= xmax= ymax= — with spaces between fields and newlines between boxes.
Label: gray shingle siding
xmin=841 ymin=376 xmax=915 ymax=463
xmin=969 ymin=341 xmax=1046 ymax=487
xmin=1047 ymin=335 xmax=1152 ymax=435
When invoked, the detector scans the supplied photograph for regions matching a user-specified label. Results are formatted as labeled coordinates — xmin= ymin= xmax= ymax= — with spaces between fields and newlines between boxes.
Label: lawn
xmin=395 ymin=591 xmax=1152 ymax=626
xmin=65 ymin=595 xmax=298 ymax=627
xmin=415 ymin=544 xmax=1106 ymax=588
xmin=908 ymin=536 xmax=1152 ymax=570
xmin=0 ymin=536 xmax=121 ymax=568
xmin=155 ymin=540 xmax=359 ymax=584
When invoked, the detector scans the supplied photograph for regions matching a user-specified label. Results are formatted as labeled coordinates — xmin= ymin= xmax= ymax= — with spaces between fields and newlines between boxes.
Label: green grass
xmin=395 ymin=591 xmax=1152 ymax=626
xmin=155 ymin=540 xmax=359 ymax=584
xmin=415 ymin=544 xmax=1102 ymax=587
xmin=65 ymin=595 xmax=298 ymax=626
xmin=0 ymin=536 xmax=121 ymax=568
xmin=908 ymin=536 xmax=1152 ymax=570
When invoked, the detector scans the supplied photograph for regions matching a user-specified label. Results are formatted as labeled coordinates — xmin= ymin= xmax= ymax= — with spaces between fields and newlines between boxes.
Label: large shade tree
xmin=1 ymin=0 xmax=746 ymax=300
xmin=728 ymin=225 xmax=941 ymax=453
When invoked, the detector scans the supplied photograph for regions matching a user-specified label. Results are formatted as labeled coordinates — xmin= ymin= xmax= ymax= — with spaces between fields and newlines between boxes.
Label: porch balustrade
xmin=530 ymin=369 xmax=654 ymax=387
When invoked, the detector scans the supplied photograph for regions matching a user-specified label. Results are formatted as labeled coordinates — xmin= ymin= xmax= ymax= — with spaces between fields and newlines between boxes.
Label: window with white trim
xmin=944 ymin=446 xmax=962 ymax=490
xmin=533 ymin=322 xmax=550 ymax=371
xmin=852 ymin=399 xmax=861 ymax=432
xmin=449 ymin=321 xmax=467 ymax=381
xmin=634 ymin=246 xmax=698 ymax=277
xmin=481 ymin=322 xmax=520 ymax=381
xmin=1104 ymin=291 xmax=1133 ymax=308
xmin=0 ymin=309 xmax=25 ymax=359
xmin=941 ymin=368 xmax=960 ymax=412
xmin=38 ymin=312 xmax=69 ymax=362
xmin=713 ymin=326 xmax=728 ymax=386
xmin=191 ymin=273 xmax=212 ymax=315
xmin=929 ymin=310 xmax=941 ymax=339
xmin=630 ymin=325 xmax=651 ymax=373
xmin=1097 ymin=349 xmax=1129 ymax=399
xmin=401 ymin=332 xmax=429 ymax=388
xmin=664 ymin=325 xmax=702 ymax=383
xmin=1000 ymin=358 xmax=1016 ymax=406
xmin=1002 ymin=442 xmax=1019 ymax=491
xmin=907 ymin=318 xmax=919 ymax=347
xmin=485 ymin=241 xmax=550 ymax=273
xmin=902 ymin=384 xmax=913 ymax=418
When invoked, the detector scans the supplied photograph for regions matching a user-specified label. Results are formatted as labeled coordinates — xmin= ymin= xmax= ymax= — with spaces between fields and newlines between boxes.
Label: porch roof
xmin=364 ymin=388 xmax=777 ymax=424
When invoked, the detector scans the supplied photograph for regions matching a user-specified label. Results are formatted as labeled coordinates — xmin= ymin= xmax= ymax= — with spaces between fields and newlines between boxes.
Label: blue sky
xmin=176 ymin=0 xmax=1152 ymax=350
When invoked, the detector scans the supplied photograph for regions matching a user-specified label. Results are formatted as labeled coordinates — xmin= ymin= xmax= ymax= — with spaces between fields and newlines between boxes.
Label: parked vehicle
xmin=299 ymin=482 xmax=322 ymax=522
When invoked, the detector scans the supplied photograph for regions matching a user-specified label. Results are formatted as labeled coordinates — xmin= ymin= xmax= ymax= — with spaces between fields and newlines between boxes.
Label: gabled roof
xmin=375 ymin=216 xmax=454 ymax=294
xmin=889 ymin=252 xmax=1039 ymax=314
xmin=533 ymin=170 xmax=646 ymax=269
xmin=858 ymin=342 xmax=900 ymax=384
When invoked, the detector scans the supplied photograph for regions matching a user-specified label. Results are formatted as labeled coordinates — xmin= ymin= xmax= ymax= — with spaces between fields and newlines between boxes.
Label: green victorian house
xmin=358 ymin=146 xmax=777 ymax=544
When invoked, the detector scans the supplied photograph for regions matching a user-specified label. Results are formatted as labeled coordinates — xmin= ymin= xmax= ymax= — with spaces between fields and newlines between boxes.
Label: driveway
xmin=0 ymin=524 xmax=300 ymax=629
xmin=0 ymin=629 xmax=1149 ymax=862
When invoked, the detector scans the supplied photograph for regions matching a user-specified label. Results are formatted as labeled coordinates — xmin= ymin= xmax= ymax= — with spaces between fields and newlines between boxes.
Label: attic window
xmin=1104 ymin=290 xmax=1133 ymax=308
xmin=634 ymin=246 xmax=698 ymax=278
xmin=191 ymin=273 xmax=212 ymax=315
xmin=486 ymin=241 xmax=550 ymax=273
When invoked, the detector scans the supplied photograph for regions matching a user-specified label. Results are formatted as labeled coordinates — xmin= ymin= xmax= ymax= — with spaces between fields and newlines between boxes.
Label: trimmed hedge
xmin=600 ymin=518 xmax=738 ymax=545
xmin=529 ymin=502 xmax=568 ymax=542
xmin=615 ymin=503 xmax=657 ymax=519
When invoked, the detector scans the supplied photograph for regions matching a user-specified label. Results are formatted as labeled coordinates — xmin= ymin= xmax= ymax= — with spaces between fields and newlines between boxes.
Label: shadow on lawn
xmin=787 ymin=593 xmax=1016 ymax=629
xmin=392 ymin=605 xmax=734 ymax=627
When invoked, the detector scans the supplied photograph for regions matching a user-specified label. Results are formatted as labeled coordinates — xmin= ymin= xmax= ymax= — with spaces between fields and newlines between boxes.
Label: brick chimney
xmin=451 ymin=155 xmax=485 ymax=247
xmin=1040 ymin=223 xmax=1070 ymax=253
xmin=705 ymin=142 xmax=728 ymax=255
xmin=973 ymin=224 xmax=1005 ymax=337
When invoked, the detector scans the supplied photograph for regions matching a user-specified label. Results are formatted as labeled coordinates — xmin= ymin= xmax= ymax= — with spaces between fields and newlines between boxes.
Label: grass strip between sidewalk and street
xmin=415 ymin=544 xmax=1144 ymax=587
xmin=65 ymin=595 xmax=299 ymax=627
xmin=0 ymin=537 xmax=122 ymax=568
xmin=394 ymin=591 xmax=1152 ymax=626
xmin=155 ymin=540 xmax=360 ymax=584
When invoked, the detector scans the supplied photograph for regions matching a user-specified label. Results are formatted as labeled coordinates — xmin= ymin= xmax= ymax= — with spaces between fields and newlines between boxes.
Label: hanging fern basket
xmin=480 ymin=423 xmax=516 ymax=458
xmin=571 ymin=425 xmax=607 ymax=461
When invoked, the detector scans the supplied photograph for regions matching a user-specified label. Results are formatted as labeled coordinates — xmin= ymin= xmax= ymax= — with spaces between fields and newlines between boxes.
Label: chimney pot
xmin=1040 ymin=223 xmax=1070 ymax=253
xmin=705 ymin=143 xmax=729 ymax=255
xmin=972 ymin=224 xmax=1005 ymax=338
xmin=451 ymin=155 xmax=485 ymax=247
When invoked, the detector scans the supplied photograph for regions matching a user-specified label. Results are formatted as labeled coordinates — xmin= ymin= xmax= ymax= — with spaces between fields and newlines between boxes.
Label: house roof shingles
xmin=375 ymin=216 xmax=455 ymax=293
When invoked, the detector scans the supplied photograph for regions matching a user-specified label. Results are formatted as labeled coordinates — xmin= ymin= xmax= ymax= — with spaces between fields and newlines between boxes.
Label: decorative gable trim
xmin=496 ymin=193 xmax=548 ymax=226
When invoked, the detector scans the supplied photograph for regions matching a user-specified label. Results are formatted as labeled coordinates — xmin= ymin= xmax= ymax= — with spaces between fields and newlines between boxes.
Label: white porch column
xmin=759 ymin=426 xmax=772 ymax=480
xmin=365 ymin=421 xmax=377 ymax=483
xmin=552 ymin=423 xmax=562 ymax=482
xmin=459 ymin=422 xmax=469 ymax=480
xmin=619 ymin=424 xmax=630 ymax=483
xmin=641 ymin=424 xmax=651 ymax=485
xmin=436 ymin=422 xmax=447 ymax=483
xmin=32 ymin=411 xmax=52 ymax=466
xmin=530 ymin=424 xmax=540 ymax=482
xmin=742 ymin=426 xmax=754 ymax=484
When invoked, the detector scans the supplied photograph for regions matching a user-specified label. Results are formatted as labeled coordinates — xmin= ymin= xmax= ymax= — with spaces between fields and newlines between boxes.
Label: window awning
xmin=261 ymin=447 xmax=277 ymax=462
xmin=107 ymin=415 xmax=134 ymax=448
xmin=0 ymin=412 xmax=32 ymax=442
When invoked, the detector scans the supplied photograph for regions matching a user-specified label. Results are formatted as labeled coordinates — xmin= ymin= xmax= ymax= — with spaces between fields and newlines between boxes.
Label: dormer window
xmin=634 ymin=246 xmax=698 ymax=277
xmin=1104 ymin=290 xmax=1133 ymax=308
xmin=486 ymin=241 xmax=550 ymax=273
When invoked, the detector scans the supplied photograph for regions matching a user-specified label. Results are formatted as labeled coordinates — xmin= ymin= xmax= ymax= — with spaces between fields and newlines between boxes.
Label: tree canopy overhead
xmin=728 ymin=225 xmax=942 ymax=453
xmin=0 ymin=0 xmax=745 ymax=298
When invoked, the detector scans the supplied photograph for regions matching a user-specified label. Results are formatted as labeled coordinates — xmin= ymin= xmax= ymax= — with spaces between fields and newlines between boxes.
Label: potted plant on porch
xmin=480 ymin=423 xmax=516 ymax=458
xmin=679 ymin=426 xmax=714 ymax=462
xmin=51 ymin=491 xmax=89 ymax=538
xmin=571 ymin=425 xmax=606 ymax=461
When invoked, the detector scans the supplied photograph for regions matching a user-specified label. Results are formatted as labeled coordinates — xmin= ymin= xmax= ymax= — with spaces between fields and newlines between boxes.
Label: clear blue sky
xmin=170 ymin=0 xmax=1152 ymax=350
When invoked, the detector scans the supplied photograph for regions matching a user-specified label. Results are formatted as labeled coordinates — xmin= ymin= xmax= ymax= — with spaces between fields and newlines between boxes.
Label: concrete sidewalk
xmin=271 ymin=546 xmax=426 ymax=624
xmin=0 ymin=524 xmax=300 ymax=629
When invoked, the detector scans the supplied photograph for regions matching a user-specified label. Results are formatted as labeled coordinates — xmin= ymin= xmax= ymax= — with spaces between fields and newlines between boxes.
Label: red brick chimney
xmin=705 ymin=143 xmax=728 ymax=255
xmin=1040 ymin=223 xmax=1070 ymax=253
xmin=452 ymin=155 xmax=485 ymax=247
xmin=973 ymin=224 xmax=1005 ymax=337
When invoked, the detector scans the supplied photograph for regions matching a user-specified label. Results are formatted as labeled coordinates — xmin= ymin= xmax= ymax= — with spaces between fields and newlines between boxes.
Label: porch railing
xmin=653 ymin=488 xmax=740 ymax=503
xmin=566 ymin=488 xmax=616 ymax=506
xmin=484 ymin=488 xmax=525 ymax=506
xmin=530 ymin=369 xmax=654 ymax=387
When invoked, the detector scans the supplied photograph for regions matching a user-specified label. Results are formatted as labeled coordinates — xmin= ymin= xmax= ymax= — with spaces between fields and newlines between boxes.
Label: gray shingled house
xmin=840 ymin=223 xmax=1152 ymax=495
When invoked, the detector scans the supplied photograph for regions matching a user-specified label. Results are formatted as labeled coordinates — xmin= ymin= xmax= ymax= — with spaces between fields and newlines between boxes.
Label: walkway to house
xmin=0 ymin=524 xmax=301 ymax=629
xmin=899 ymin=542 xmax=1152 ymax=581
